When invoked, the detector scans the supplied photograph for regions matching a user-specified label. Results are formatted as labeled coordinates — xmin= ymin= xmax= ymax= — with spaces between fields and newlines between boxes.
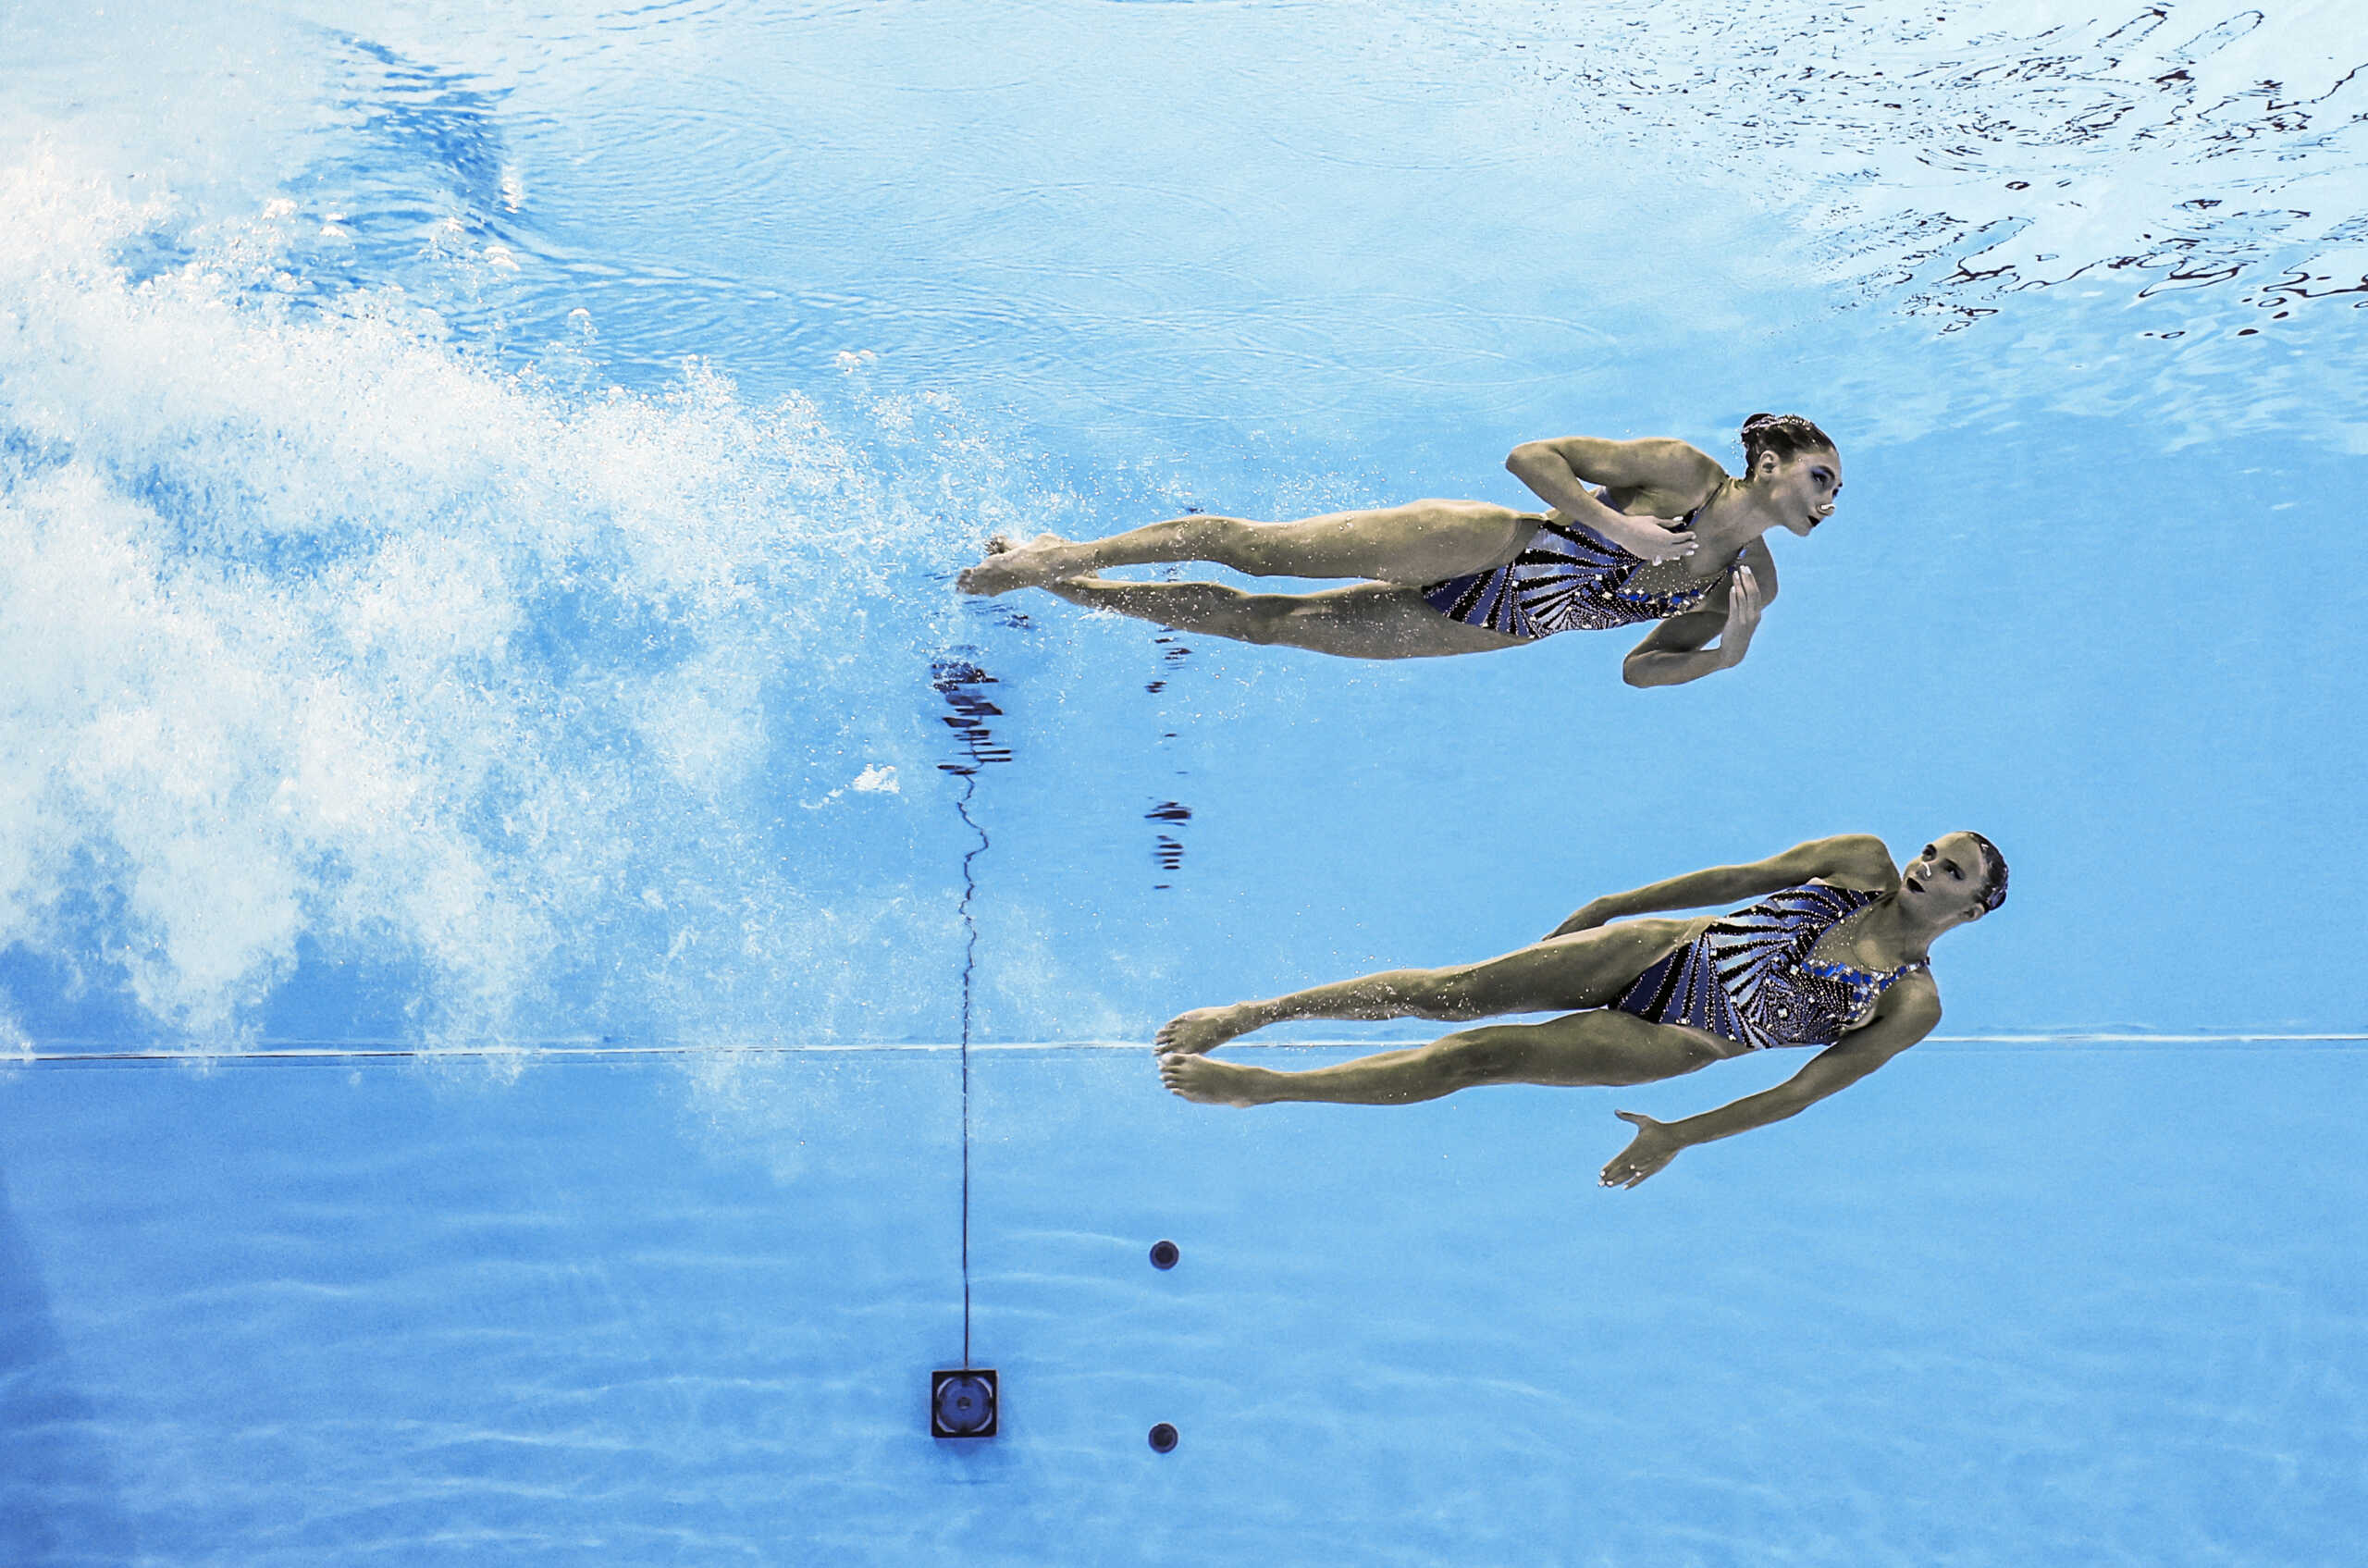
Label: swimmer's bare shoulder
xmin=1510 ymin=435 xmax=1725 ymax=512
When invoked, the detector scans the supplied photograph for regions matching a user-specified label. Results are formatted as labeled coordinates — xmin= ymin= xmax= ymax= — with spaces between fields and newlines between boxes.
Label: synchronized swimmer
xmin=1153 ymin=833 xmax=2007 ymax=1189
xmin=959 ymin=413 xmax=1841 ymax=685
xmin=956 ymin=410 xmax=2009 ymax=1191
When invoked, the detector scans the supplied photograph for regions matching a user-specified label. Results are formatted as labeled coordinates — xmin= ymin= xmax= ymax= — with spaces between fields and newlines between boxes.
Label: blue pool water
xmin=2 ymin=2 xmax=2364 ymax=1562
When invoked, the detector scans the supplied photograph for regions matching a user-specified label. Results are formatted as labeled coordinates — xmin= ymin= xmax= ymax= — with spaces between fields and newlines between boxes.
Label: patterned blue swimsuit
xmin=1419 ymin=504 xmax=1742 ymax=640
xmin=1612 ymin=883 xmax=1926 ymax=1052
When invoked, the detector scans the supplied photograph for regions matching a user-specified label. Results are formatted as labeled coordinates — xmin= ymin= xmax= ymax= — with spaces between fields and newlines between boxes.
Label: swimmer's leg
xmin=958 ymin=500 xmax=1536 ymax=595
xmin=1042 ymin=577 xmax=1523 ymax=661
xmin=1161 ymin=1009 xmax=1734 ymax=1106
xmin=1156 ymin=919 xmax=1702 ymax=1055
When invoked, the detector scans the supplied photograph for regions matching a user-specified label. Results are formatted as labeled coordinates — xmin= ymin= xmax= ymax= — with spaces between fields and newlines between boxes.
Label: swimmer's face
xmin=1900 ymin=833 xmax=1992 ymax=924
xmin=1758 ymin=445 xmax=1843 ymax=537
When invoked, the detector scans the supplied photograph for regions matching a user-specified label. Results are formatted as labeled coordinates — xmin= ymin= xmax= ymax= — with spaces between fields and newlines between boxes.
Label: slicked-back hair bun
xmin=1965 ymin=832 xmax=2009 ymax=913
xmin=1739 ymin=413 xmax=1836 ymax=470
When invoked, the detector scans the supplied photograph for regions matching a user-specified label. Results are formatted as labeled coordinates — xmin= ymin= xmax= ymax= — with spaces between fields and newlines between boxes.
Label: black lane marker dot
xmin=1149 ymin=1423 xmax=1179 ymax=1453
xmin=1149 ymin=1240 xmax=1179 ymax=1270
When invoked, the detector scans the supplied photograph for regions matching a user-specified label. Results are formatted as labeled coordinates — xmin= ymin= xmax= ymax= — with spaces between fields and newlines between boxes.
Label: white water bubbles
xmin=0 ymin=152 xmax=1031 ymax=1048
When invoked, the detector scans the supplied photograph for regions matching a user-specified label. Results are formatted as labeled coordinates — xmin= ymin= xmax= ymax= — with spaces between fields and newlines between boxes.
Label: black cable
xmin=952 ymin=773 xmax=982 ymax=1366
xmin=932 ymin=652 xmax=1007 ymax=1369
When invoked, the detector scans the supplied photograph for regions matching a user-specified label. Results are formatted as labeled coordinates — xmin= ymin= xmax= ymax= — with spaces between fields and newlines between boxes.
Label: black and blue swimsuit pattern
xmin=1611 ymin=883 xmax=1926 ymax=1052
xmin=1417 ymin=507 xmax=1740 ymax=640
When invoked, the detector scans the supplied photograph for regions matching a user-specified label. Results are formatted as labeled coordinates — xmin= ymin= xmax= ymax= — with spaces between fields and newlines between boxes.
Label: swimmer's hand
xmin=1714 ymin=564 xmax=1763 ymax=668
xmin=1555 ymin=508 xmax=1698 ymax=565
xmin=1599 ymin=1110 xmax=1686 ymax=1190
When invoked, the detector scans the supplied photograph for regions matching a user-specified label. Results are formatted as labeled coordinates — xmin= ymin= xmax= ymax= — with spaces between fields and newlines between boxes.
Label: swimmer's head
xmin=1740 ymin=412 xmax=1835 ymax=467
xmin=1901 ymin=832 xmax=2009 ymax=925
xmin=1740 ymin=413 xmax=1842 ymax=537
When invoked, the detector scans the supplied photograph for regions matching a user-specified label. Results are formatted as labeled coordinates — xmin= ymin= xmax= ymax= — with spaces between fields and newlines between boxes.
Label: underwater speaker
xmin=931 ymin=1369 xmax=998 ymax=1438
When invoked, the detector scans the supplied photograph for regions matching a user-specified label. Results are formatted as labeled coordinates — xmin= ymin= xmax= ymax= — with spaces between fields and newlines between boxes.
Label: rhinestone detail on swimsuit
xmin=1418 ymin=508 xmax=1742 ymax=641
xmin=1612 ymin=883 xmax=1927 ymax=1052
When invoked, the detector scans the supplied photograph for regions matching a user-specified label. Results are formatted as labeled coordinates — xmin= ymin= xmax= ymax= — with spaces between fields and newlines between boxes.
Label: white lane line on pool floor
xmin=10 ymin=1033 xmax=2368 ymax=1064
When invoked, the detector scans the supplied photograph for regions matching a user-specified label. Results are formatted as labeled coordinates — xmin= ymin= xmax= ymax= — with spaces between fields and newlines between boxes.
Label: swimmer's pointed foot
xmin=1154 ymin=1005 xmax=1246 ymax=1056
xmin=1160 ymin=1054 xmax=1268 ymax=1106
xmin=956 ymin=532 xmax=1077 ymax=596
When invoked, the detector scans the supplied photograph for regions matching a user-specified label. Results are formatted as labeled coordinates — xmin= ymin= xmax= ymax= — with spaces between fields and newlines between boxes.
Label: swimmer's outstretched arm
xmin=1548 ymin=833 xmax=1896 ymax=938
xmin=1506 ymin=436 xmax=1722 ymax=560
xmin=1599 ymin=973 xmax=1942 ymax=1188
